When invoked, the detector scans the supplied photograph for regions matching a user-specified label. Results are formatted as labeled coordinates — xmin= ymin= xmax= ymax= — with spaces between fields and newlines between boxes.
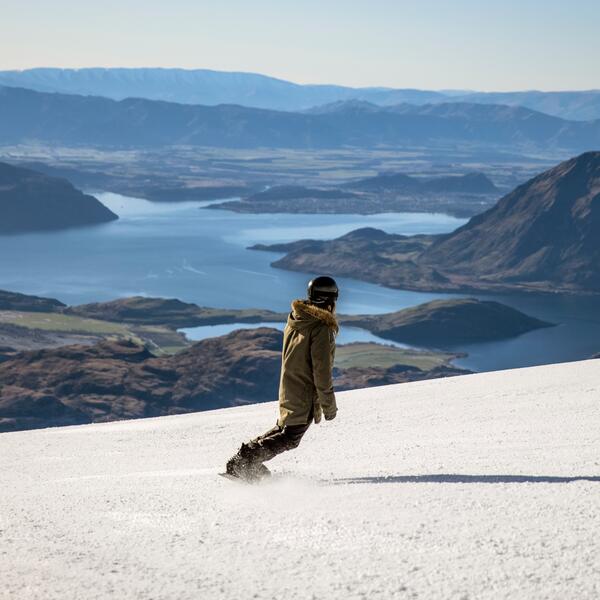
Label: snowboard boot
xmin=226 ymin=443 xmax=270 ymax=483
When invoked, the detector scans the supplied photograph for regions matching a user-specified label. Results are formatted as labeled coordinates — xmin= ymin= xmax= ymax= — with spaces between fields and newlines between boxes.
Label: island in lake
xmin=208 ymin=172 xmax=500 ymax=218
xmin=251 ymin=152 xmax=600 ymax=295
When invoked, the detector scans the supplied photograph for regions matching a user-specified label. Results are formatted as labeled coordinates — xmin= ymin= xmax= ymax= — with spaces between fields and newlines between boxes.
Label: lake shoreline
xmin=0 ymin=191 xmax=598 ymax=373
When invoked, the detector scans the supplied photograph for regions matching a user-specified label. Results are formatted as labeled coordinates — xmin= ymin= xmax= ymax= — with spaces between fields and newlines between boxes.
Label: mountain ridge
xmin=0 ymin=68 xmax=449 ymax=111
xmin=421 ymin=151 xmax=600 ymax=289
xmin=2 ymin=67 xmax=600 ymax=119
xmin=1 ymin=85 xmax=599 ymax=151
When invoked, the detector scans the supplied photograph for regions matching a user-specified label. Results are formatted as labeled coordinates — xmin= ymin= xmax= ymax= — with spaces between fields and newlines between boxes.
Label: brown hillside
xmin=424 ymin=152 xmax=600 ymax=290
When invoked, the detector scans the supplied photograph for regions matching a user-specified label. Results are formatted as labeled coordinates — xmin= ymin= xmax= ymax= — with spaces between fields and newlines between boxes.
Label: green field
xmin=335 ymin=342 xmax=457 ymax=370
xmin=0 ymin=310 xmax=461 ymax=368
xmin=0 ymin=310 xmax=151 ymax=348
xmin=0 ymin=310 xmax=132 ymax=334
xmin=0 ymin=310 xmax=195 ymax=354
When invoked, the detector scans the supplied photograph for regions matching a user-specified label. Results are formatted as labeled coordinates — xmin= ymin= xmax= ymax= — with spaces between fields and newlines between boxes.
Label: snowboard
xmin=219 ymin=472 xmax=245 ymax=483
xmin=219 ymin=472 xmax=271 ymax=485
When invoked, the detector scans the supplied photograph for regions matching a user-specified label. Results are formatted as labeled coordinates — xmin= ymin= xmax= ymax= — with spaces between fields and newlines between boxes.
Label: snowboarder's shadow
xmin=330 ymin=474 xmax=600 ymax=485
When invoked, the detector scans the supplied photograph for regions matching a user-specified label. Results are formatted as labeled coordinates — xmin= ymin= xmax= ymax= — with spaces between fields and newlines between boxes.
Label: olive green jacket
xmin=278 ymin=299 xmax=338 ymax=427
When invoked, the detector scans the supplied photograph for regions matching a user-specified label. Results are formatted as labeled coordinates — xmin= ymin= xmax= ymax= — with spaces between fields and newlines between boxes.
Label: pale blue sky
xmin=2 ymin=0 xmax=598 ymax=91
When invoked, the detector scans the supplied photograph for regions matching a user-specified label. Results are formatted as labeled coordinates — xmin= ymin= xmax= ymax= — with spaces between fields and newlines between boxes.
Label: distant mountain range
xmin=1 ymin=68 xmax=599 ymax=120
xmin=1 ymin=86 xmax=599 ymax=152
xmin=0 ymin=162 xmax=117 ymax=234
xmin=252 ymin=152 xmax=600 ymax=295
xmin=0 ymin=68 xmax=443 ymax=113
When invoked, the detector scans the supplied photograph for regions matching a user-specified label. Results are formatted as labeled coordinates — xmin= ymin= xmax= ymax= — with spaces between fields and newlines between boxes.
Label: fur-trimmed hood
xmin=290 ymin=299 xmax=339 ymax=333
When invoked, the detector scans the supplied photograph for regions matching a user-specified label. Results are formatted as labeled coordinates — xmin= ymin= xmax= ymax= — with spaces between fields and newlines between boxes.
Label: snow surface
xmin=1 ymin=359 xmax=600 ymax=599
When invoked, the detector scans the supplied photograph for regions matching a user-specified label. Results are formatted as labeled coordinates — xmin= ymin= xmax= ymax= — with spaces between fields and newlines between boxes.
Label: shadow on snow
xmin=330 ymin=474 xmax=600 ymax=485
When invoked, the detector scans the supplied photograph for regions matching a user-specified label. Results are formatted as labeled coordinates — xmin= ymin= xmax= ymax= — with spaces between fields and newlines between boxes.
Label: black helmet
xmin=307 ymin=275 xmax=339 ymax=307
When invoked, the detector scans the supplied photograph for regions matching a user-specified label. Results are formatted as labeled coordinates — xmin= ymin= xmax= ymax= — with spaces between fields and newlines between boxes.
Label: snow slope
xmin=1 ymin=359 xmax=599 ymax=599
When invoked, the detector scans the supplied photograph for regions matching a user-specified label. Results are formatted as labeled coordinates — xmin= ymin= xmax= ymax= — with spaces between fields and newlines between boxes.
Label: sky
xmin=2 ymin=0 xmax=598 ymax=91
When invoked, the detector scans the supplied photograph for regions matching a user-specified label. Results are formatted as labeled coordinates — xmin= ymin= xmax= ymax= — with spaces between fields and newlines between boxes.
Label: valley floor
xmin=1 ymin=360 xmax=599 ymax=599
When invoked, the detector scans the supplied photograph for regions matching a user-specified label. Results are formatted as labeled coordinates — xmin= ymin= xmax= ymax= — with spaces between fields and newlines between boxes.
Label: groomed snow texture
xmin=1 ymin=359 xmax=600 ymax=599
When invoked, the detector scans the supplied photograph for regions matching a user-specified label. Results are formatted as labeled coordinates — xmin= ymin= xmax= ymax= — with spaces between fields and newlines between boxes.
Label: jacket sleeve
xmin=310 ymin=324 xmax=337 ymax=418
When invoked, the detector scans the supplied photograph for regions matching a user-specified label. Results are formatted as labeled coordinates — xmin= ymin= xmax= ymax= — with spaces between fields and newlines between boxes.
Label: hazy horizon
xmin=2 ymin=0 xmax=599 ymax=92
xmin=1 ymin=66 xmax=599 ymax=94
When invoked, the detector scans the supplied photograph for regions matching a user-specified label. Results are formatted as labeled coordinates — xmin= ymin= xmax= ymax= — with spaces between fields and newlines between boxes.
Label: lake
xmin=0 ymin=192 xmax=463 ymax=310
xmin=1 ymin=192 xmax=599 ymax=372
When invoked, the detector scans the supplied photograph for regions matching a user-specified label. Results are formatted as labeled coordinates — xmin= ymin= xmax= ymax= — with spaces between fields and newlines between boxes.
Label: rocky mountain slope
xmin=422 ymin=151 xmax=600 ymax=291
xmin=255 ymin=152 xmax=600 ymax=294
xmin=0 ymin=329 xmax=468 ymax=433
xmin=0 ymin=330 xmax=282 ymax=432
xmin=0 ymin=162 xmax=117 ymax=234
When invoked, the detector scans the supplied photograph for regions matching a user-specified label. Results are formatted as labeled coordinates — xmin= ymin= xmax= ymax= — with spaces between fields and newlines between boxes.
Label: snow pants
xmin=246 ymin=421 xmax=311 ymax=463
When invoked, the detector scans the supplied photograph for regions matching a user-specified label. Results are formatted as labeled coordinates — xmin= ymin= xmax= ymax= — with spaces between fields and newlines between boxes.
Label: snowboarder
xmin=225 ymin=275 xmax=339 ymax=482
